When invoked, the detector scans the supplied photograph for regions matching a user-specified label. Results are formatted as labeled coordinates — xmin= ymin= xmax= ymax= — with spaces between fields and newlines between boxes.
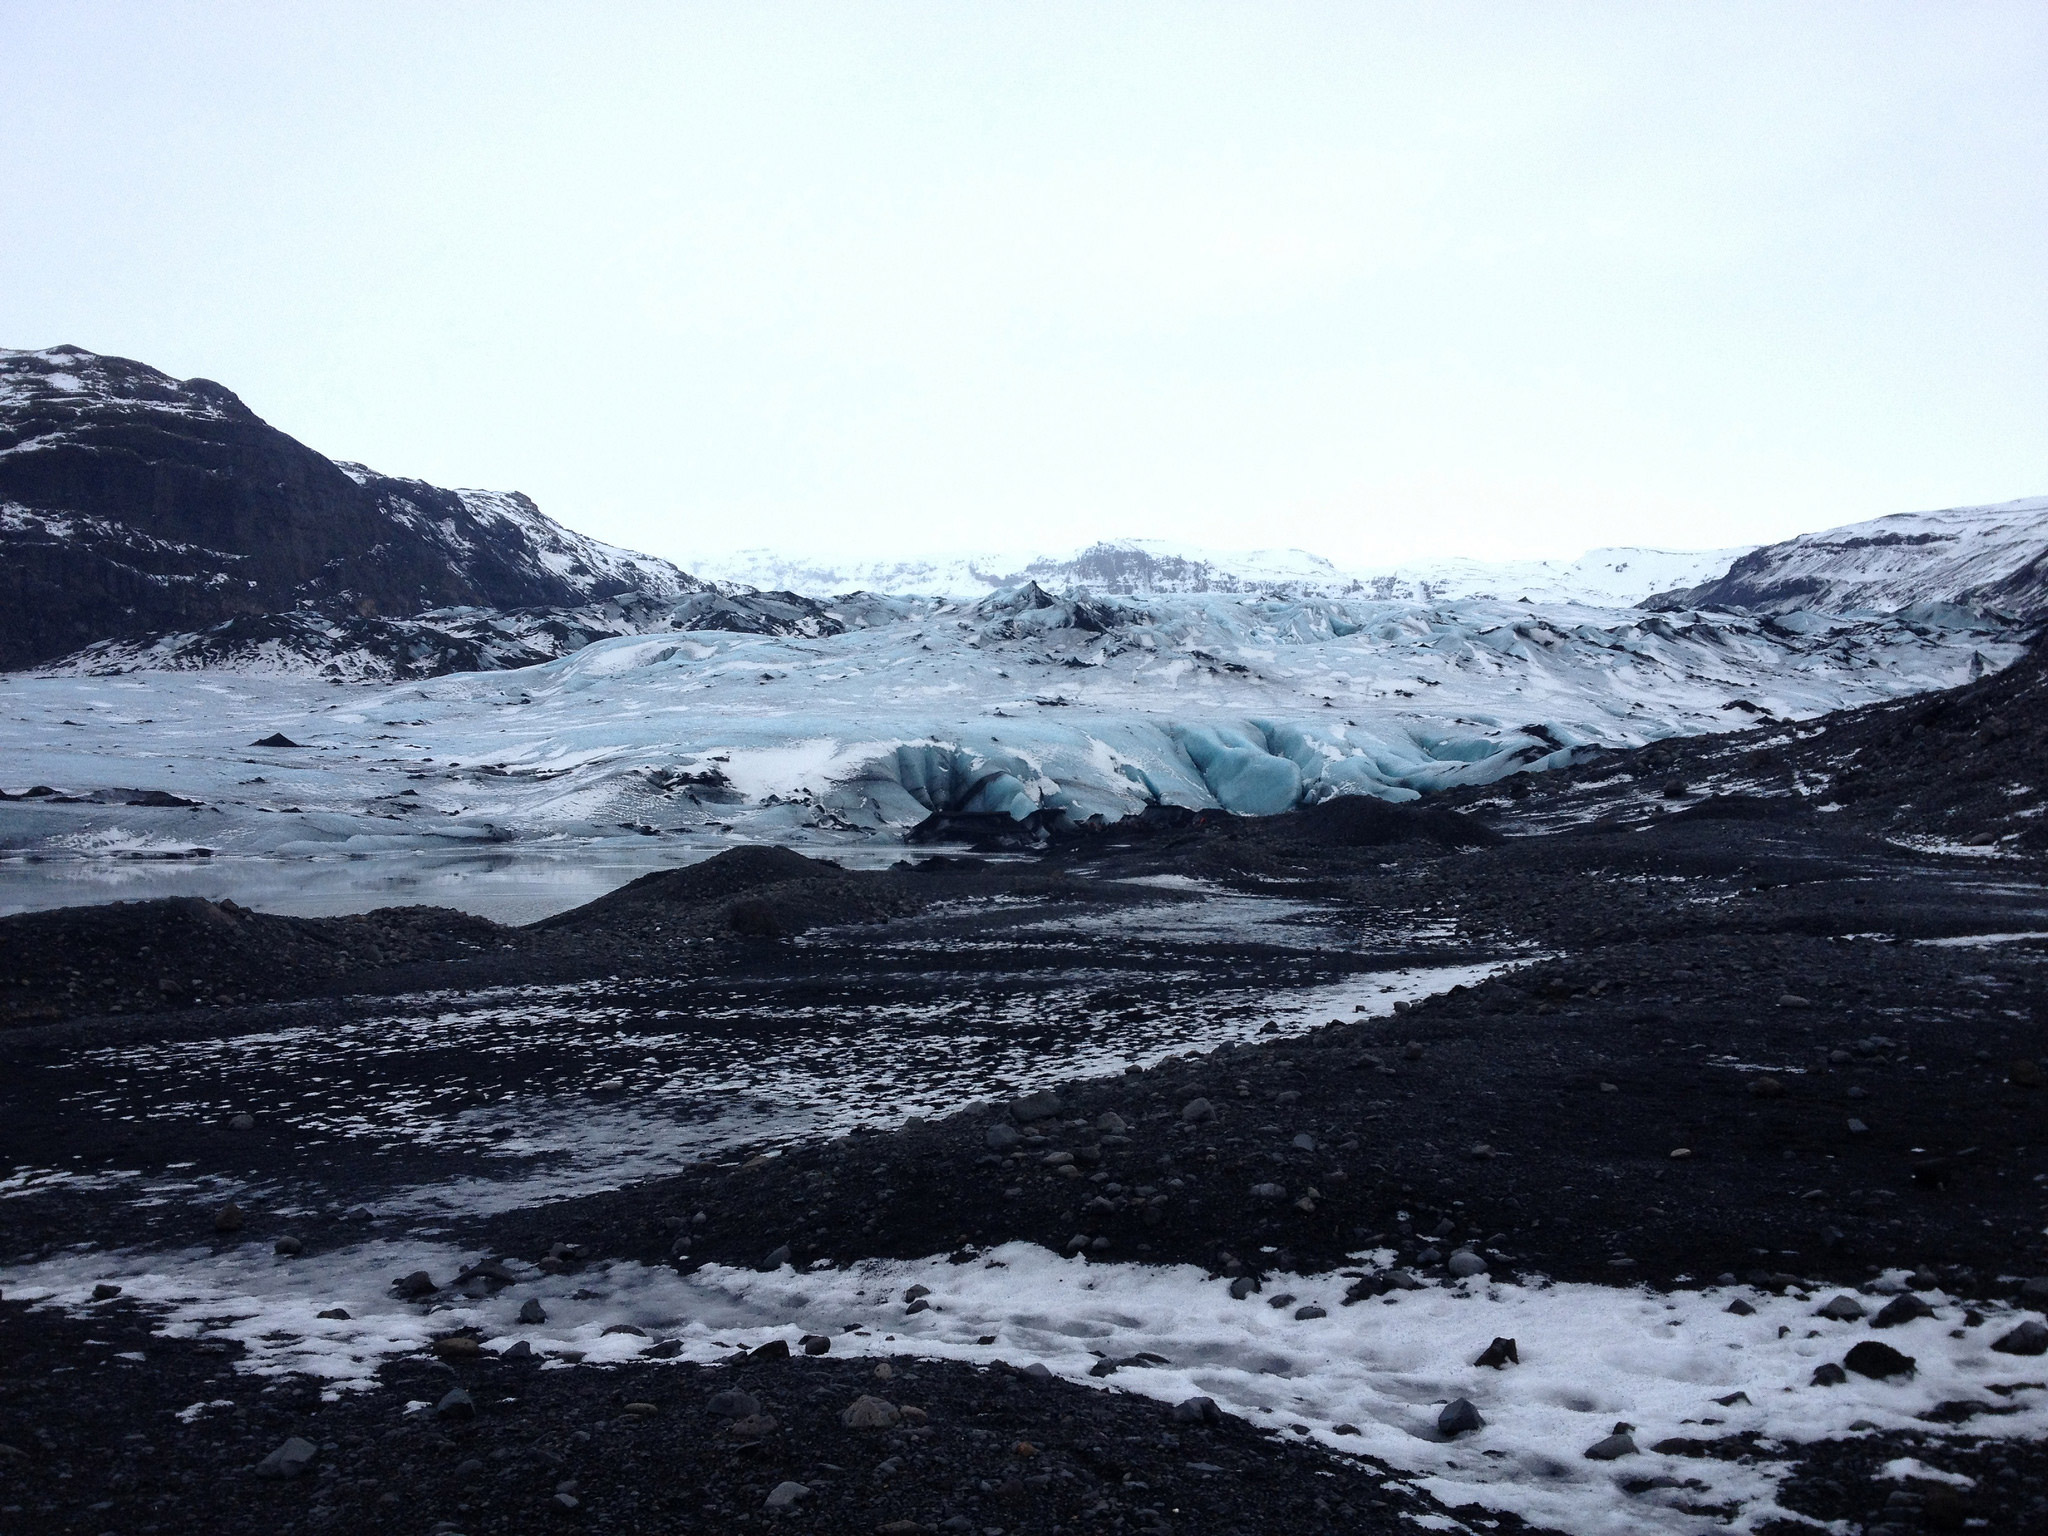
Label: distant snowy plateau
xmin=2 ymin=345 xmax=2045 ymax=864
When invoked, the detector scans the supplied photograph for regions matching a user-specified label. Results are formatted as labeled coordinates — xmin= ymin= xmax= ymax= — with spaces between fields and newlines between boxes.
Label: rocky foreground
xmin=3 ymin=644 xmax=2047 ymax=1536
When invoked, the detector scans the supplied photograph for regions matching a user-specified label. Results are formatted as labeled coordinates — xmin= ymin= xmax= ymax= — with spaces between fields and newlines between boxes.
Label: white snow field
xmin=0 ymin=586 xmax=2019 ymax=879
xmin=686 ymin=537 xmax=1754 ymax=607
xmin=11 ymin=1237 xmax=2043 ymax=1536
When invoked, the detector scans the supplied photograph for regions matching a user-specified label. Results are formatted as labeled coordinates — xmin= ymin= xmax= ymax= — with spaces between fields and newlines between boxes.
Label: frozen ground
xmin=12 ymin=1236 xmax=2041 ymax=1536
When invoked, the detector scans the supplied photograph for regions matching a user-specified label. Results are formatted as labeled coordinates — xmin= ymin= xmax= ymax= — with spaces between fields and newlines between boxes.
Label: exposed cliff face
xmin=0 ymin=346 xmax=697 ymax=669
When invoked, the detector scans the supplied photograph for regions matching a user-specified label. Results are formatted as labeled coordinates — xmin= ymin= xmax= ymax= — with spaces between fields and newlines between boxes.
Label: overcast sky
xmin=4 ymin=2 xmax=2044 ymax=569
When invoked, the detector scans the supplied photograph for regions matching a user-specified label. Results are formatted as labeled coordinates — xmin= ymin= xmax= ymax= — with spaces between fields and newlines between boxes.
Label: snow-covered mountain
xmin=1649 ymin=496 xmax=2048 ymax=618
xmin=690 ymin=537 xmax=1753 ymax=607
xmin=0 ymin=345 xmax=700 ymax=669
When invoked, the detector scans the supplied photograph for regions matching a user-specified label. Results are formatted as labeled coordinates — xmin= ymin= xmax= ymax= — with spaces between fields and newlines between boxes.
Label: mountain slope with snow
xmin=0 ymin=345 xmax=699 ymax=669
xmin=1649 ymin=495 xmax=2048 ymax=617
xmin=692 ymin=537 xmax=1753 ymax=607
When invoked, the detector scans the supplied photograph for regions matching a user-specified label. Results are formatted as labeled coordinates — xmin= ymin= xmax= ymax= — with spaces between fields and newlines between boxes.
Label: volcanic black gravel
xmin=0 ymin=1295 xmax=1527 ymax=1536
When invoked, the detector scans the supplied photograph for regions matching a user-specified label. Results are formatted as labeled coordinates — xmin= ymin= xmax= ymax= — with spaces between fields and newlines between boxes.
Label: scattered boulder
xmin=800 ymin=1334 xmax=832 ymax=1356
xmin=272 ymin=1235 xmax=302 ymax=1257
xmin=1871 ymin=1294 xmax=1936 ymax=1329
xmin=392 ymin=1270 xmax=436 ymax=1299
xmin=518 ymin=1298 xmax=547 ymax=1324
xmin=706 ymin=1389 xmax=761 ymax=1418
xmin=1438 ymin=1399 xmax=1484 ymax=1437
xmin=1815 ymin=1294 xmax=1866 ymax=1321
xmin=1171 ymin=1396 xmax=1221 ymax=1425
xmin=1008 ymin=1089 xmax=1064 ymax=1123
xmin=1584 ymin=1430 xmax=1638 ymax=1461
xmin=841 ymin=1395 xmax=901 ymax=1429
xmin=213 ymin=1202 xmax=245 ymax=1233
xmin=1811 ymin=1363 xmax=1848 ymax=1386
xmin=1843 ymin=1340 xmax=1916 ymax=1380
xmin=1990 ymin=1319 xmax=2048 ymax=1356
xmin=254 ymin=1436 xmax=318 ymax=1479
xmin=1447 ymin=1249 xmax=1488 ymax=1279
xmin=764 ymin=1481 xmax=810 ymax=1511
xmin=1181 ymin=1098 xmax=1216 ymax=1124
xmin=90 ymin=1283 xmax=121 ymax=1301
xmin=435 ymin=1388 xmax=475 ymax=1420
xmin=758 ymin=1244 xmax=791 ymax=1271
xmin=985 ymin=1123 xmax=1021 ymax=1152
xmin=251 ymin=733 xmax=303 ymax=748
xmin=1474 ymin=1337 xmax=1519 ymax=1369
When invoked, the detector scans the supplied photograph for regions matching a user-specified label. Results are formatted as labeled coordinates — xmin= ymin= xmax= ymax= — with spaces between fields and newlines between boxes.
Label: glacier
xmin=0 ymin=579 xmax=2020 ymax=874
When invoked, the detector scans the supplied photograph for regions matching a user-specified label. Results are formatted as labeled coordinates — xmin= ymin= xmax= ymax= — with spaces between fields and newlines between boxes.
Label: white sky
xmin=4 ymin=2 xmax=2044 ymax=571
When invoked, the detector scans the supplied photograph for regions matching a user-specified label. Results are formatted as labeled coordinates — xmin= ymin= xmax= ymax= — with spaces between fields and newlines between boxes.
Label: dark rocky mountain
xmin=0 ymin=345 xmax=700 ymax=670
xmin=1647 ymin=495 xmax=2048 ymax=618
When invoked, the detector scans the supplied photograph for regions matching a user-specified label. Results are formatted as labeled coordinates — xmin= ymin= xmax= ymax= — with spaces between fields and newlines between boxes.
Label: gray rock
xmin=392 ymin=1270 xmax=436 ymax=1299
xmin=1293 ymin=1304 xmax=1327 ymax=1320
xmin=840 ymin=1395 xmax=900 ymax=1429
xmin=1291 ymin=1132 xmax=1316 ymax=1152
xmin=1871 ymin=1294 xmax=1935 ymax=1329
xmin=1249 ymin=1182 xmax=1286 ymax=1202
xmin=229 ymin=1112 xmax=256 ymax=1131
xmin=254 ymin=1436 xmax=318 ymax=1479
xmin=1415 ymin=1247 xmax=1442 ymax=1266
xmin=316 ymin=1307 xmax=349 ymax=1320
xmin=90 ymin=1283 xmax=122 ymax=1301
xmin=1171 ymin=1396 xmax=1221 ymax=1424
xmin=502 ymin=1339 xmax=532 ymax=1359
xmin=904 ymin=1284 xmax=931 ymax=1302
xmin=1844 ymin=1340 xmax=1915 ymax=1379
xmin=1181 ymin=1098 xmax=1216 ymax=1124
xmin=1584 ymin=1432 xmax=1637 ymax=1460
xmin=1473 ymin=1337 xmax=1518 ymax=1368
xmin=707 ymin=1388 xmax=761 ymax=1417
xmin=1008 ymin=1089 xmax=1065 ymax=1123
xmin=1811 ymin=1362 xmax=1848 ymax=1386
xmin=1447 ymin=1249 xmax=1488 ymax=1279
xmin=272 ymin=1234 xmax=303 ymax=1257
xmin=1991 ymin=1319 xmax=2048 ymax=1356
xmin=1815 ymin=1294 xmax=1866 ymax=1321
xmin=436 ymin=1388 xmax=475 ymax=1420
xmin=1228 ymin=1275 xmax=1261 ymax=1300
xmin=800 ymin=1333 xmax=832 ymax=1356
xmin=1021 ymin=1362 xmax=1053 ymax=1382
xmin=764 ymin=1481 xmax=810 ymax=1511
xmin=985 ymin=1123 xmax=1022 ymax=1152
xmin=1097 ymin=1112 xmax=1128 ymax=1134
xmin=1438 ymin=1398 xmax=1484 ymax=1437
xmin=2018 ymin=1277 xmax=2048 ymax=1307
xmin=1385 ymin=1268 xmax=1424 ymax=1291
xmin=759 ymin=1245 xmax=791 ymax=1271
xmin=1725 ymin=1298 xmax=1755 ymax=1316
xmin=518 ymin=1298 xmax=547 ymax=1324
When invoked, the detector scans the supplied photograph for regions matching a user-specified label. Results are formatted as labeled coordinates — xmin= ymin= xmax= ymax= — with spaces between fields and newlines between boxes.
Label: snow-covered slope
xmin=0 ymin=345 xmax=699 ymax=669
xmin=0 ymin=581 xmax=2016 ymax=859
xmin=692 ymin=538 xmax=1752 ymax=607
xmin=1651 ymin=496 xmax=2048 ymax=617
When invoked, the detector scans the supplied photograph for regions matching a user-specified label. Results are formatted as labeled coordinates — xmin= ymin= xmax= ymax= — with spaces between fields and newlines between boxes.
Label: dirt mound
xmin=1291 ymin=794 xmax=1504 ymax=849
xmin=536 ymin=845 xmax=843 ymax=930
xmin=0 ymin=897 xmax=508 ymax=1026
